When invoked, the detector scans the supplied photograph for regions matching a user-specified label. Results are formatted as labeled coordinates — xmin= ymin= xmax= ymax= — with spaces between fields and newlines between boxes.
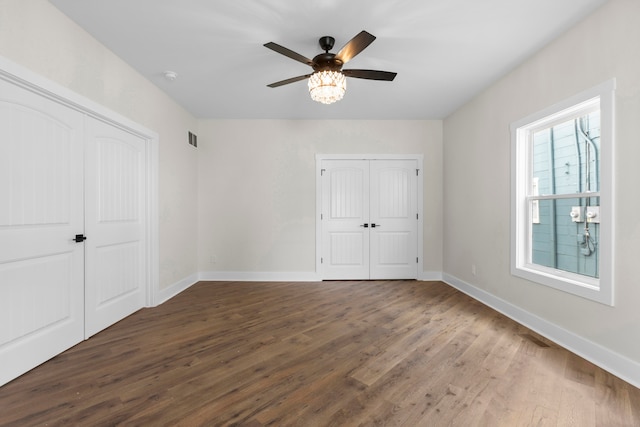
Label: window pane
xmin=531 ymin=197 xmax=599 ymax=278
xmin=532 ymin=112 xmax=600 ymax=196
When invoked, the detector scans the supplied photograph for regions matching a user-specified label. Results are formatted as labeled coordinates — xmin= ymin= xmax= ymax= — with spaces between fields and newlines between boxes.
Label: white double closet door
xmin=0 ymin=78 xmax=147 ymax=385
xmin=321 ymin=159 xmax=419 ymax=280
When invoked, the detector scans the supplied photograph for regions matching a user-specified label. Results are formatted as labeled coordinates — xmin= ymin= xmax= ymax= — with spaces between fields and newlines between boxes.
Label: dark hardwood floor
xmin=1 ymin=280 xmax=639 ymax=426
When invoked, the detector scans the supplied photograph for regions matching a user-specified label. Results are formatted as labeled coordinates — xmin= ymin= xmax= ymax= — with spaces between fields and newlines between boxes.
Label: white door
xmin=321 ymin=159 xmax=418 ymax=280
xmin=0 ymin=80 xmax=85 ymax=385
xmin=321 ymin=160 xmax=370 ymax=279
xmin=84 ymin=117 xmax=147 ymax=338
xmin=369 ymin=160 xmax=418 ymax=279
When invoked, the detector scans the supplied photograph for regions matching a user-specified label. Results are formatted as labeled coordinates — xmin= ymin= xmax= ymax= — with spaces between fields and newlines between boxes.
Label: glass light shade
xmin=308 ymin=70 xmax=346 ymax=104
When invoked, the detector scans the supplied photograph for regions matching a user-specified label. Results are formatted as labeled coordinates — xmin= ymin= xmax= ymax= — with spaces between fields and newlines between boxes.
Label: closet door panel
xmin=84 ymin=117 xmax=147 ymax=338
xmin=370 ymin=160 xmax=418 ymax=279
xmin=321 ymin=160 xmax=370 ymax=280
xmin=0 ymin=79 xmax=85 ymax=386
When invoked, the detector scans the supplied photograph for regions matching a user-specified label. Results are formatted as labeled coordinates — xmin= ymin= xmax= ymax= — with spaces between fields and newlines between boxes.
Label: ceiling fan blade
xmin=267 ymin=74 xmax=312 ymax=88
xmin=335 ymin=31 xmax=376 ymax=64
xmin=264 ymin=42 xmax=315 ymax=66
xmin=342 ymin=69 xmax=397 ymax=81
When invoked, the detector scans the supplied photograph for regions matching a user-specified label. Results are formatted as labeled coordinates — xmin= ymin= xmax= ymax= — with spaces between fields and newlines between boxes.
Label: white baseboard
xmin=419 ymin=271 xmax=443 ymax=281
xmin=199 ymin=271 xmax=321 ymax=282
xmin=199 ymin=270 xmax=441 ymax=282
xmin=442 ymin=273 xmax=640 ymax=389
xmin=155 ymin=273 xmax=199 ymax=306
xmin=156 ymin=270 xmax=436 ymax=306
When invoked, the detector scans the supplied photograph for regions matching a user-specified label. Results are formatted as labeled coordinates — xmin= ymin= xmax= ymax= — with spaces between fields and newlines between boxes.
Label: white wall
xmin=443 ymin=0 xmax=640 ymax=373
xmin=197 ymin=120 xmax=443 ymax=276
xmin=0 ymin=0 xmax=199 ymax=290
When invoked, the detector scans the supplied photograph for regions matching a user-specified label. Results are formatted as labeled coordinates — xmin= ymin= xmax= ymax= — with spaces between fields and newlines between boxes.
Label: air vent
xmin=188 ymin=131 xmax=197 ymax=148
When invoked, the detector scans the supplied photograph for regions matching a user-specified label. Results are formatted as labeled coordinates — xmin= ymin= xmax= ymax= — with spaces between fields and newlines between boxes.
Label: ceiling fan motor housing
xmin=312 ymin=53 xmax=343 ymax=72
xmin=313 ymin=36 xmax=342 ymax=72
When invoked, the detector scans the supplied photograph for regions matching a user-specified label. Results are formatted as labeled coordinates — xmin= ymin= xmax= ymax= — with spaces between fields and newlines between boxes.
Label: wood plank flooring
xmin=1 ymin=280 xmax=639 ymax=426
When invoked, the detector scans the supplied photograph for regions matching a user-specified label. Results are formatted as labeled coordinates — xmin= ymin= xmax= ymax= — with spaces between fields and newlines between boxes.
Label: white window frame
xmin=510 ymin=79 xmax=615 ymax=305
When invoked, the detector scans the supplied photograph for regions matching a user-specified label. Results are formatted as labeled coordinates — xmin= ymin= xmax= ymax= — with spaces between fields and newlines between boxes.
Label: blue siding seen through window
xmin=531 ymin=112 xmax=600 ymax=278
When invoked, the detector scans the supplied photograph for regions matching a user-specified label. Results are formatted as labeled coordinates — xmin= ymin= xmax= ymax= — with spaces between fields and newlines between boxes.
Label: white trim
xmin=155 ymin=273 xmax=200 ymax=306
xmin=0 ymin=54 xmax=160 ymax=307
xmin=194 ymin=270 xmax=440 ymax=284
xmin=199 ymin=271 xmax=321 ymax=282
xmin=316 ymin=154 xmax=427 ymax=160
xmin=315 ymin=158 xmax=324 ymax=277
xmin=418 ymin=271 xmax=443 ymax=281
xmin=443 ymin=273 xmax=639 ymax=389
xmin=510 ymin=78 xmax=615 ymax=305
xmin=156 ymin=271 xmax=320 ymax=307
xmin=315 ymin=154 xmax=425 ymax=280
xmin=146 ymin=137 xmax=160 ymax=307
xmin=160 ymin=270 xmax=435 ymax=305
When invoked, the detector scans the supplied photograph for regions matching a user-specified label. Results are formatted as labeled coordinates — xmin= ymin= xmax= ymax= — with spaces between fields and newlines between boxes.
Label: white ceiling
xmin=49 ymin=0 xmax=607 ymax=120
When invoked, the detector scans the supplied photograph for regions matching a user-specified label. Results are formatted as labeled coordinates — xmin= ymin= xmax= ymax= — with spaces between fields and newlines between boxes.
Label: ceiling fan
xmin=264 ymin=31 xmax=397 ymax=104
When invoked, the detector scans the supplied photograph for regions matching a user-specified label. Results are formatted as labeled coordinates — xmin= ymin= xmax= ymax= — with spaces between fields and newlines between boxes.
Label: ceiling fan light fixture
xmin=308 ymin=70 xmax=346 ymax=104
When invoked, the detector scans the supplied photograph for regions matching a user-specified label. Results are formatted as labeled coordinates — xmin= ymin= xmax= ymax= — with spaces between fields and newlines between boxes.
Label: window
xmin=511 ymin=79 xmax=615 ymax=305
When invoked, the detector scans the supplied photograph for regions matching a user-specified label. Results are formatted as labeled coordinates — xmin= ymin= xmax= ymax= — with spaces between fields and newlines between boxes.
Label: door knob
xmin=74 ymin=234 xmax=87 ymax=243
xmin=360 ymin=223 xmax=369 ymax=228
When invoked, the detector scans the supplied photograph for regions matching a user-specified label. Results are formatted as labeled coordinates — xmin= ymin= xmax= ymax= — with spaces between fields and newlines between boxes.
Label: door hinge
xmin=321 ymin=257 xmax=323 ymax=264
xmin=416 ymin=169 xmax=420 ymax=176
xmin=416 ymin=257 xmax=419 ymax=263
xmin=321 ymin=168 xmax=326 ymax=176
xmin=416 ymin=213 xmax=419 ymax=220
xmin=321 ymin=213 xmax=323 ymax=220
